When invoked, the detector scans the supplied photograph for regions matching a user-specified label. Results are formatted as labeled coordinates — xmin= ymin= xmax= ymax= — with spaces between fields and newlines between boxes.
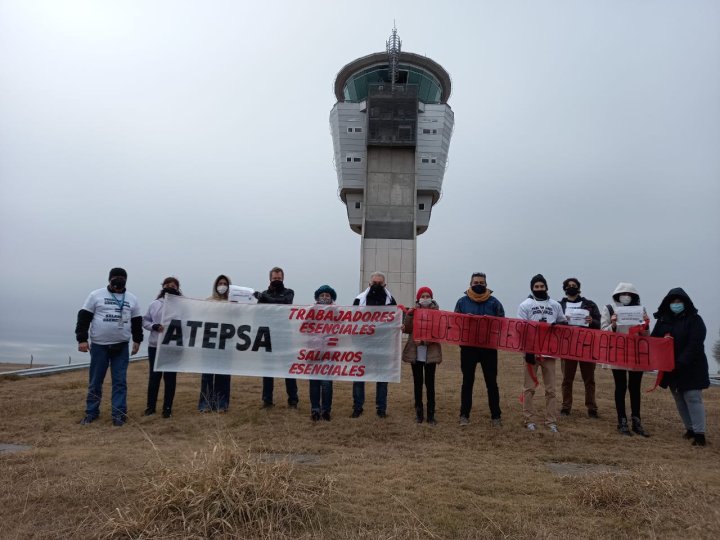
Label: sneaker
xmin=198 ymin=408 xmax=211 ymax=413
xmin=376 ymin=410 xmax=387 ymax=419
xmin=162 ymin=409 xmax=172 ymax=419
xmin=311 ymin=411 xmax=321 ymax=422
xmin=79 ymin=415 xmax=96 ymax=425
xmin=588 ymin=410 xmax=599 ymax=419
xmin=617 ymin=418 xmax=632 ymax=436
xmin=683 ymin=429 xmax=695 ymax=439
xmin=415 ymin=407 xmax=424 ymax=424
xmin=261 ymin=401 xmax=274 ymax=409
xmin=427 ymin=417 xmax=437 ymax=425
xmin=459 ymin=415 xmax=469 ymax=426
xmin=491 ymin=418 xmax=502 ymax=428
xmin=692 ymin=433 xmax=706 ymax=447
xmin=548 ymin=423 xmax=559 ymax=433
xmin=631 ymin=416 xmax=649 ymax=438
xmin=288 ymin=401 xmax=298 ymax=409
xmin=112 ymin=418 xmax=125 ymax=427
xmin=143 ymin=408 xmax=156 ymax=416
xmin=321 ymin=412 xmax=331 ymax=421
xmin=560 ymin=410 xmax=570 ymax=417
xmin=350 ymin=408 xmax=363 ymax=418
xmin=526 ymin=423 xmax=536 ymax=431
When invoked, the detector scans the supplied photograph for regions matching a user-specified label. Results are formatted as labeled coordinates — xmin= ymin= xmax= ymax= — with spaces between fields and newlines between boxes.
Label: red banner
xmin=413 ymin=309 xmax=674 ymax=372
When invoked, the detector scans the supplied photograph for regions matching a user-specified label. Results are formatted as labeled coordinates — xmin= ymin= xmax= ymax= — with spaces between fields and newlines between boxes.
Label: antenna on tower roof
xmin=386 ymin=23 xmax=401 ymax=92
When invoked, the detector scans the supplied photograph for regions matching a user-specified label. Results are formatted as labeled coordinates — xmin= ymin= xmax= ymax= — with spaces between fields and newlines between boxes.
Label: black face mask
xmin=110 ymin=277 xmax=126 ymax=290
xmin=369 ymin=284 xmax=385 ymax=295
xmin=163 ymin=287 xmax=180 ymax=296
xmin=533 ymin=290 xmax=548 ymax=300
xmin=565 ymin=286 xmax=579 ymax=297
xmin=270 ymin=280 xmax=284 ymax=290
xmin=471 ymin=284 xmax=487 ymax=294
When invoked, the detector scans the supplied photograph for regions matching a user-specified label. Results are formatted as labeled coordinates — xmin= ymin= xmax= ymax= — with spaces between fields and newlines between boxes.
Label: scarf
xmin=466 ymin=287 xmax=492 ymax=303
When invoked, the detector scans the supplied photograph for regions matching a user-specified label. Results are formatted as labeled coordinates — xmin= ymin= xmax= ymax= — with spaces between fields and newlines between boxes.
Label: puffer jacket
xmin=402 ymin=301 xmax=442 ymax=364
xmin=651 ymin=287 xmax=709 ymax=392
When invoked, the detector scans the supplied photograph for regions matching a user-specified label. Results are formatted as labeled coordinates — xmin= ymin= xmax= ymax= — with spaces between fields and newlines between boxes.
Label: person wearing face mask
xmin=75 ymin=267 xmax=144 ymax=426
xmin=558 ymin=277 xmax=601 ymax=418
xmin=517 ymin=274 xmax=567 ymax=433
xmin=254 ymin=267 xmax=298 ymax=408
xmin=352 ymin=271 xmax=397 ymax=418
xmin=402 ymin=287 xmax=442 ymax=424
xmin=651 ymin=288 xmax=709 ymax=446
xmin=600 ymin=282 xmax=651 ymax=437
xmin=454 ymin=272 xmax=505 ymax=427
xmin=142 ymin=277 xmax=182 ymax=418
xmin=308 ymin=285 xmax=337 ymax=422
xmin=198 ymin=274 xmax=233 ymax=413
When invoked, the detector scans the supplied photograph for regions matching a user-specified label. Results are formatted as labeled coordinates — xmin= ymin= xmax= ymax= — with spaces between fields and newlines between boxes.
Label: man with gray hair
xmin=351 ymin=271 xmax=396 ymax=418
xmin=454 ymin=272 xmax=505 ymax=427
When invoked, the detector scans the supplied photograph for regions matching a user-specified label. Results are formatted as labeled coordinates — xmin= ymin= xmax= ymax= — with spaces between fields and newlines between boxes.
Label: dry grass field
xmin=1 ymin=348 xmax=719 ymax=539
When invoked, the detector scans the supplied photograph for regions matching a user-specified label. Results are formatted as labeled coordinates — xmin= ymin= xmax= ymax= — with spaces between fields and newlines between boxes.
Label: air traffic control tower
xmin=330 ymin=28 xmax=454 ymax=307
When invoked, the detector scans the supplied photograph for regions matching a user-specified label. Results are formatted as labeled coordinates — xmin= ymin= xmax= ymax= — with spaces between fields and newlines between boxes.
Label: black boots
xmin=631 ymin=416 xmax=649 ymax=437
xmin=415 ymin=405 xmax=424 ymax=424
xmin=692 ymin=433 xmax=706 ymax=446
xmin=617 ymin=418 xmax=632 ymax=436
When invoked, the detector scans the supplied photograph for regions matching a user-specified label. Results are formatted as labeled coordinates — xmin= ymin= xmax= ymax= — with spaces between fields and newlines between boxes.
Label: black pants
xmin=411 ymin=362 xmax=436 ymax=416
xmin=147 ymin=346 xmax=176 ymax=412
xmin=611 ymin=369 xmax=643 ymax=422
xmin=460 ymin=347 xmax=501 ymax=419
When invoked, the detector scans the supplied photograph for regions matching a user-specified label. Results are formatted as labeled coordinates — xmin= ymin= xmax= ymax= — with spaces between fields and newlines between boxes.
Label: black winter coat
xmin=651 ymin=287 xmax=709 ymax=392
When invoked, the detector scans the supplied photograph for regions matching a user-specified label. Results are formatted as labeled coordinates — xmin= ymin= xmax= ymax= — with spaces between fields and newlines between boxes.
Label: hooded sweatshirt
xmin=600 ymin=282 xmax=647 ymax=335
xmin=651 ymin=287 xmax=709 ymax=392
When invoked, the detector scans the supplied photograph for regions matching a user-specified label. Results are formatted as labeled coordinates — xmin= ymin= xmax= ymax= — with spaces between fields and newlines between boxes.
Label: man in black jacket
xmin=351 ymin=271 xmax=397 ymax=418
xmin=558 ymin=277 xmax=601 ymax=418
xmin=255 ymin=267 xmax=298 ymax=408
xmin=75 ymin=267 xmax=143 ymax=426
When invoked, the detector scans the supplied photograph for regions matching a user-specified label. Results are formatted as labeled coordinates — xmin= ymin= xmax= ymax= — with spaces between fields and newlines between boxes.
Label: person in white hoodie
xmin=517 ymin=274 xmax=567 ymax=433
xmin=142 ymin=277 xmax=181 ymax=418
xmin=600 ymin=282 xmax=650 ymax=437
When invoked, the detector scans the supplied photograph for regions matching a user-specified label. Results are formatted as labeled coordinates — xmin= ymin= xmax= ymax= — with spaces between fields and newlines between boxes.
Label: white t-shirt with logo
xmin=82 ymin=288 xmax=141 ymax=345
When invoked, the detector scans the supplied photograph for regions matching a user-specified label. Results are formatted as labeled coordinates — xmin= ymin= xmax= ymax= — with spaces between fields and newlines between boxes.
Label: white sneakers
xmin=526 ymin=423 xmax=536 ymax=431
xmin=549 ymin=423 xmax=559 ymax=433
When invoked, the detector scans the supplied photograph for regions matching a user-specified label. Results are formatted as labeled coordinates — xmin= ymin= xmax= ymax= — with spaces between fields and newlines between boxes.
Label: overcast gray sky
xmin=1 ymin=0 xmax=718 ymax=370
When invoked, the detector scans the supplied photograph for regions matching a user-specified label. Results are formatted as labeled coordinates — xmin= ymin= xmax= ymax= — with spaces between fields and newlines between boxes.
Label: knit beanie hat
xmin=530 ymin=274 xmax=547 ymax=290
xmin=314 ymin=285 xmax=337 ymax=301
xmin=416 ymin=286 xmax=433 ymax=300
xmin=109 ymin=267 xmax=128 ymax=280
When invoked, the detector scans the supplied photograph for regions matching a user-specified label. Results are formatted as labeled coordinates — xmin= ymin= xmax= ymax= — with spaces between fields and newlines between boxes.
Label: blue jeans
xmin=309 ymin=380 xmax=333 ymax=414
xmin=86 ymin=342 xmax=129 ymax=421
xmin=671 ymin=388 xmax=706 ymax=433
xmin=352 ymin=381 xmax=388 ymax=412
xmin=262 ymin=377 xmax=298 ymax=405
xmin=198 ymin=374 xmax=231 ymax=411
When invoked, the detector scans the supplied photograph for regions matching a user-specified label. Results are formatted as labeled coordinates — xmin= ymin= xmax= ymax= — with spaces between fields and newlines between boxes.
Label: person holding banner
xmin=142 ymin=277 xmax=181 ymax=418
xmin=255 ymin=267 xmax=299 ymax=408
xmin=518 ymin=274 xmax=567 ymax=433
xmin=651 ymin=288 xmax=709 ymax=446
xmin=558 ymin=277 xmax=601 ymax=419
xmin=352 ymin=271 xmax=397 ymax=418
xmin=600 ymin=282 xmax=650 ymax=437
xmin=198 ymin=275 xmax=233 ymax=413
xmin=75 ymin=267 xmax=143 ymax=426
xmin=454 ymin=272 xmax=505 ymax=427
xmin=403 ymin=286 xmax=442 ymax=424
xmin=309 ymin=285 xmax=337 ymax=421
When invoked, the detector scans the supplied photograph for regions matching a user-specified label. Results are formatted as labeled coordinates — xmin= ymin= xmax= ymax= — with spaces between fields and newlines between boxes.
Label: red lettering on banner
xmin=413 ymin=310 xmax=674 ymax=372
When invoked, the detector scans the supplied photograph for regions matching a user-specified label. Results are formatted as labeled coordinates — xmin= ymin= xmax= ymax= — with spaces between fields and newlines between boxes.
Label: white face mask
xmin=418 ymin=298 xmax=433 ymax=307
xmin=216 ymin=285 xmax=228 ymax=295
xmin=618 ymin=294 xmax=632 ymax=306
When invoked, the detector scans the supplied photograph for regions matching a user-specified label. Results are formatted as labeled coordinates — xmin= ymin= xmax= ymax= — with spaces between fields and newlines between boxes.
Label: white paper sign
xmin=615 ymin=305 xmax=645 ymax=326
xmin=155 ymin=295 xmax=402 ymax=382
xmin=565 ymin=303 xmax=590 ymax=327
xmin=228 ymin=285 xmax=257 ymax=304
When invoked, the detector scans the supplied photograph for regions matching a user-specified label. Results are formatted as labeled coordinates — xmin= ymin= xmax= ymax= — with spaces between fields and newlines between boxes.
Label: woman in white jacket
xmin=600 ymin=282 xmax=650 ymax=437
xmin=142 ymin=277 xmax=181 ymax=418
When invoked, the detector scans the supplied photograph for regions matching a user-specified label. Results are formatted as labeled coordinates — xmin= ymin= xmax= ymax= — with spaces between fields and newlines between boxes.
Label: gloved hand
xmin=524 ymin=353 xmax=536 ymax=365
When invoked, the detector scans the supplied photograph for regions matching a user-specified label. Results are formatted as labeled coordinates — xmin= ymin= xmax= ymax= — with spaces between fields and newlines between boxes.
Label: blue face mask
xmin=669 ymin=302 xmax=685 ymax=314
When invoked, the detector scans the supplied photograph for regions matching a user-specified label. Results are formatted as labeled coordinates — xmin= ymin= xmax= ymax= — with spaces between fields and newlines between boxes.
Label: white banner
xmin=155 ymin=295 xmax=402 ymax=382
